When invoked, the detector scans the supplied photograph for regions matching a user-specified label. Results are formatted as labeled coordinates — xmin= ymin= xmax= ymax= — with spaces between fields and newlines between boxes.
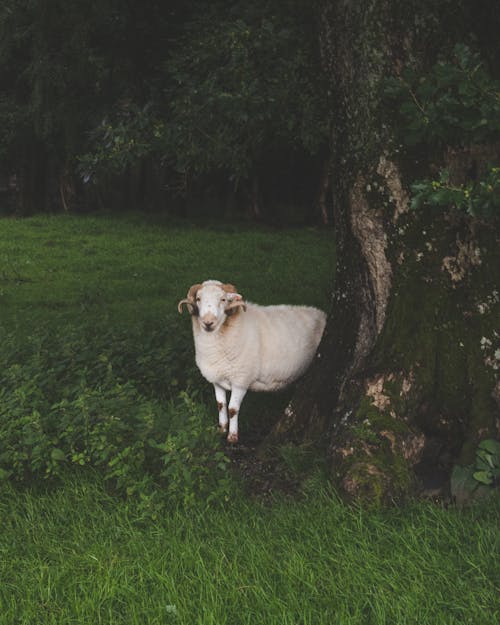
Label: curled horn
xmin=177 ymin=283 xmax=202 ymax=315
xmin=226 ymin=299 xmax=247 ymax=313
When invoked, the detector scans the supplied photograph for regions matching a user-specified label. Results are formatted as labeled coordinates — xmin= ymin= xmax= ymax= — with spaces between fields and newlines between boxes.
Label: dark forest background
xmin=0 ymin=0 xmax=331 ymax=222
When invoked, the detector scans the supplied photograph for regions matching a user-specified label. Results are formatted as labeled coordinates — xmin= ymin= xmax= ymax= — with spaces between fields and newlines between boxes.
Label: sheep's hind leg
xmin=227 ymin=386 xmax=247 ymax=444
xmin=214 ymin=383 xmax=228 ymax=433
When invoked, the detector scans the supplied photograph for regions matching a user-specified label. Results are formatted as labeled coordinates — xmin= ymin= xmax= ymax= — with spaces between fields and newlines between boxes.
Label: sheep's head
xmin=178 ymin=280 xmax=246 ymax=332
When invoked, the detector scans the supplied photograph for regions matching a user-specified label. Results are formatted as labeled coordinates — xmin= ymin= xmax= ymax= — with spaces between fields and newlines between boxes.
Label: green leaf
xmin=475 ymin=459 xmax=491 ymax=473
xmin=475 ymin=449 xmax=494 ymax=469
xmin=0 ymin=468 xmax=12 ymax=481
xmin=478 ymin=439 xmax=500 ymax=463
xmin=51 ymin=448 xmax=66 ymax=462
xmin=473 ymin=470 xmax=493 ymax=485
xmin=475 ymin=440 xmax=500 ymax=475
xmin=451 ymin=464 xmax=477 ymax=499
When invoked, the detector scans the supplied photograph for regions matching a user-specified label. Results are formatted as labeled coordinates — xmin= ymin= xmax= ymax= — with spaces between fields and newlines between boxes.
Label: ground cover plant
xmin=0 ymin=214 xmax=498 ymax=624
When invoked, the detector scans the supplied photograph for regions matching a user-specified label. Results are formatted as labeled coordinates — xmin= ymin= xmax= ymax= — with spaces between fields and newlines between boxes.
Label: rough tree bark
xmin=18 ymin=139 xmax=48 ymax=215
xmin=266 ymin=0 xmax=500 ymax=504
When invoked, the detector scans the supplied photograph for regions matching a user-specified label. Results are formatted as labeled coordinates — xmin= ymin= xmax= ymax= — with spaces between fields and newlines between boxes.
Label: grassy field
xmin=0 ymin=213 xmax=331 ymax=328
xmin=0 ymin=214 xmax=498 ymax=625
xmin=1 ymin=476 xmax=498 ymax=625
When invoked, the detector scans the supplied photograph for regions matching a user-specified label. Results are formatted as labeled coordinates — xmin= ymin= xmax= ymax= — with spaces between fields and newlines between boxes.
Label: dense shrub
xmin=0 ymin=324 xmax=231 ymax=509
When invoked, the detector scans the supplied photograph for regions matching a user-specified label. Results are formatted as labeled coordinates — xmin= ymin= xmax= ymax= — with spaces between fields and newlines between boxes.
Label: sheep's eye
xmin=195 ymin=297 xmax=200 ymax=302
xmin=221 ymin=298 xmax=226 ymax=302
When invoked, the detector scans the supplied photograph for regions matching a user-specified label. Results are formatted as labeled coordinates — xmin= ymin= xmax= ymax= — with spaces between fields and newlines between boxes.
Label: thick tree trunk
xmin=266 ymin=0 xmax=500 ymax=504
xmin=18 ymin=140 xmax=48 ymax=214
xmin=59 ymin=165 xmax=77 ymax=212
xmin=317 ymin=156 xmax=332 ymax=226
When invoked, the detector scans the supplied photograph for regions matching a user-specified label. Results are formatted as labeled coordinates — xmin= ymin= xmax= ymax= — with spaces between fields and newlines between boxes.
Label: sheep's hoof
xmin=227 ymin=433 xmax=239 ymax=444
xmin=218 ymin=425 xmax=228 ymax=434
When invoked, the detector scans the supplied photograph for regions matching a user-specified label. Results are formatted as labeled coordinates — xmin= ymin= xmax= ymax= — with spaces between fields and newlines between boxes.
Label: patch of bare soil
xmin=223 ymin=413 xmax=301 ymax=500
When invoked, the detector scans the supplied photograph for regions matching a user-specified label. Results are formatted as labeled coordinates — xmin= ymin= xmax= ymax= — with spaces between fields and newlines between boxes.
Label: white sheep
xmin=178 ymin=280 xmax=326 ymax=443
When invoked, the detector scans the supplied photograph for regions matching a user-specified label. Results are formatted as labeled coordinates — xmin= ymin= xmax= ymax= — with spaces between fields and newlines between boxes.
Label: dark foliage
xmin=0 ymin=0 xmax=327 ymax=220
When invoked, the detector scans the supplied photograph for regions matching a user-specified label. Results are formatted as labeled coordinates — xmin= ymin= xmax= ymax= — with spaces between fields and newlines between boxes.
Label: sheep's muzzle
xmin=201 ymin=313 xmax=217 ymax=332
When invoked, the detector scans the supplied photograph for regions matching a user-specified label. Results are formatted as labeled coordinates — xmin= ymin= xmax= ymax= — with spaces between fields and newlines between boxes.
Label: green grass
xmin=0 ymin=213 xmax=332 ymax=329
xmin=0 ymin=477 xmax=498 ymax=625
xmin=0 ymin=213 xmax=498 ymax=624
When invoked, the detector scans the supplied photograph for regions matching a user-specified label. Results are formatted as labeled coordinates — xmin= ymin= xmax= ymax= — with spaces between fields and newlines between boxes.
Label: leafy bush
xmin=163 ymin=0 xmax=328 ymax=181
xmin=385 ymin=44 xmax=500 ymax=218
xmin=385 ymin=44 xmax=500 ymax=148
xmin=150 ymin=393 xmax=231 ymax=507
xmin=0 ymin=324 xmax=232 ymax=509
xmin=411 ymin=165 xmax=500 ymax=217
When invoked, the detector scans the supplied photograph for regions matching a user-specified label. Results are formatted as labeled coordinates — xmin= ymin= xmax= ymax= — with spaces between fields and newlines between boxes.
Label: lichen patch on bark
xmin=377 ymin=155 xmax=410 ymax=221
xmin=366 ymin=375 xmax=391 ymax=411
xmin=365 ymin=371 xmax=414 ymax=412
xmin=442 ymin=235 xmax=482 ymax=283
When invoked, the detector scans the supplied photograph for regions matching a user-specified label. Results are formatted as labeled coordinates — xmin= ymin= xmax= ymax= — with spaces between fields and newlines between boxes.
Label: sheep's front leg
xmin=227 ymin=386 xmax=247 ymax=444
xmin=214 ymin=383 xmax=228 ymax=433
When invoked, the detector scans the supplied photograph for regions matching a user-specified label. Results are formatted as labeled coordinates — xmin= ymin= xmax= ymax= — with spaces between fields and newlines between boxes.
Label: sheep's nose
xmin=203 ymin=321 xmax=214 ymax=332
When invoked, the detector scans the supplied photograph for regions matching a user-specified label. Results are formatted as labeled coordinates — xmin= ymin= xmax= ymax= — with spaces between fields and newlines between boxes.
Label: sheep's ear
xmin=225 ymin=293 xmax=246 ymax=315
xmin=177 ymin=283 xmax=202 ymax=316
